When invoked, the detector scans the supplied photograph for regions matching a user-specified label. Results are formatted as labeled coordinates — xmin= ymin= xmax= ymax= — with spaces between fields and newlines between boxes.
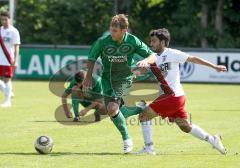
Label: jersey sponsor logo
xmin=103 ymin=45 xmax=117 ymax=55
xmin=118 ymin=44 xmax=133 ymax=54
xmin=160 ymin=62 xmax=171 ymax=71
xmin=108 ymin=55 xmax=127 ymax=62
xmin=103 ymin=44 xmax=133 ymax=63
xmin=180 ymin=62 xmax=195 ymax=79
xmin=103 ymin=44 xmax=134 ymax=56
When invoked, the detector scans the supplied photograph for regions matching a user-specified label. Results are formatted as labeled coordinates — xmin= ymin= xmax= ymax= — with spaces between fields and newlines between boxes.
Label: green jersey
xmin=65 ymin=75 xmax=102 ymax=100
xmin=88 ymin=32 xmax=153 ymax=99
xmin=88 ymin=32 xmax=153 ymax=81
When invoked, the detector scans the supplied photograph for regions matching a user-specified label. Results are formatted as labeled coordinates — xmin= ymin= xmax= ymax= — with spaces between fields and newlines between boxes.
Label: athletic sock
xmin=9 ymin=80 xmax=13 ymax=95
xmin=120 ymin=105 xmax=142 ymax=118
xmin=190 ymin=124 xmax=214 ymax=145
xmin=4 ymin=81 xmax=11 ymax=103
xmin=0 ymin=80 xmax=6 ymax=92
xmin=141 ymin=120 xmax=154 ymax=149
xmin=71 ymin=95 xmax=80 ymax=117
xmin=112 ymin=112 xmax=130 ymax=140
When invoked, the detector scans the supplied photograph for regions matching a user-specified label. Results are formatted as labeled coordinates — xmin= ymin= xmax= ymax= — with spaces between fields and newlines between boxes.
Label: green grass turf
xmin=0 ymin=81 xmax=239 ymax=168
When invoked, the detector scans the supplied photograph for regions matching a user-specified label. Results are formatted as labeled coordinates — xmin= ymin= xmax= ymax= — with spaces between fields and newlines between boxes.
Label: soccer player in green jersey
xmin=83 ymin=14 xmax=155 ymax=153
xmin=62 ymin=70 xmax=106 ymax=122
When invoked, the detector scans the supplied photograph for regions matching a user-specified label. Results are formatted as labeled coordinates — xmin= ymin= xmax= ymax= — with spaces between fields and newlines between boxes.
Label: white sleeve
xmin=173 ymin=49 xmax=189 ymax=64
xmin=12 ymin=29 xmax=21 ymax=45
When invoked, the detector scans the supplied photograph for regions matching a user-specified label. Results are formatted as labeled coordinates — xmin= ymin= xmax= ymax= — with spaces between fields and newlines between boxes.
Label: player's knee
xmin=107 ymin=102 xmax=119 ymax=116
xmin=179 ymin=126 xmax=188 ymax=133
xmin=3 ymin=77 xmax=10 ymax=83
xmin=175 ymin=119 xmax=191 ymax=133
xmin=71 ymin=86 xmax=79 ymax=95
xmin=179 ymin=124 xmax=191 ymax=133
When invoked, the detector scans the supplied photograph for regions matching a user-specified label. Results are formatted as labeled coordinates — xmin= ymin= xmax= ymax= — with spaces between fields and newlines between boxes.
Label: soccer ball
xmin=34 ymin=136 xmax=53 ymax=154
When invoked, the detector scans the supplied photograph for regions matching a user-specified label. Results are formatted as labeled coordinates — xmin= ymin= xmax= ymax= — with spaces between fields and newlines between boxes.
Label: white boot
xmin=123 ymin=138 xmax=133 ymax=154
xmin=136 ymin=146 xmax=156 ymax=155
xmin=1 ymin=81 xmax=12 ymax=107
xmin=211 ymin=135 xmax=227 ymax=155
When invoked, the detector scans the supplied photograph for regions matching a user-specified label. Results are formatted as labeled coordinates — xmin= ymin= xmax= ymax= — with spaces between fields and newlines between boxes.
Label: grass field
xmin=0 ymin=81 xmax=239 ymax=168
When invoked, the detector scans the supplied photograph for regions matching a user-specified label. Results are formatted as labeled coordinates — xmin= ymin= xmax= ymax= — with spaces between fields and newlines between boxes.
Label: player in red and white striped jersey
xmin=136 ymin=28 xmax=227 ymax=155
xmin=0 ymin=11 xmax=21 ymax=107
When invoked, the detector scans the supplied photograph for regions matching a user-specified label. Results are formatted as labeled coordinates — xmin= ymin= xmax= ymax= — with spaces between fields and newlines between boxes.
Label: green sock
xmin=120 ymin=105 xmax=143 ymax=118
xmin=71 ymin=95 xmax=80 ymax=117
xmin=94 ymin=109 xmax=100 ymax=115
xmin=112 ymin=112 xmax=130 ymax=140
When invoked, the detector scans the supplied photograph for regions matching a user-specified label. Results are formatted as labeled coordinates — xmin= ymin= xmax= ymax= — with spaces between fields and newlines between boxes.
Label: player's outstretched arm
xmin=61 ymin=92 xmax=72 ymax=118
xmin=132 ymin=67 xmax=148 ymax=78
xmin=187 ymin=56 xmax=227 ymax=72
xmin=83 ymin=61 xmax=95 ymax=91
xmin=136 ymin=53 xmax=157 ymax=68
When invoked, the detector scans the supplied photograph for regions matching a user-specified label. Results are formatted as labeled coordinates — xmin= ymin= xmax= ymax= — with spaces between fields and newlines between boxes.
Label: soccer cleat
xmin=0 ymin=101 xmax=11 ymax=108
xmin=212 ymin=135 xmax=227 ymax=155
xmin=136 ymin=100 xmax=147 ymax=110
xmin=94 ymin=112 xmax=101 ymax=122
xmin=73 ymin=117 xmax=80 ymax=122
xmin=11 ymin=92 xmax=14 ymax=98
xmin=123 ymin=138 xmax=133 ymax=154
xmin=135 ymin=147 xmax=156 ymax=155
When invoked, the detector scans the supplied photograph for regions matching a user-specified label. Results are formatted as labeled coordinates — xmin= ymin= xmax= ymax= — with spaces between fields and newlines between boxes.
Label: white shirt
xmin=153 ymin=48 xmax=189 ymax=97
xmin=0 ymin=25 xmax=21 ymax=66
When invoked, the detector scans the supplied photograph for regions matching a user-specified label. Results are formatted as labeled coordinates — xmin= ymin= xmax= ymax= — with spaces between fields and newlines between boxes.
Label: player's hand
xmin=132 ymin=70 xmax=142 ymax=79
xmin=136 ymin=60 xmax=149 ymax=68
xmin=82 ymin=77 xmax=92 ymax=92
xmin=79 ymin=109 xmax=88 ymax=116
xmin=214 ymin=65 xmax=227 ymax=72
xmin=65 ymin=111 xmax=73 ymax=118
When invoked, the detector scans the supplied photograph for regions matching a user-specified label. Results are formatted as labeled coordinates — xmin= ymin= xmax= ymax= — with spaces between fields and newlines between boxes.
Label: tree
xmin=13 ymin=0 xmax=240 ymax=47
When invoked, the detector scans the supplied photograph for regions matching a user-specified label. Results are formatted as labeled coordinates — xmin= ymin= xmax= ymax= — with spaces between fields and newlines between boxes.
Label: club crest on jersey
xmin=3 ymin=36 xmax=10 ymax=43
xmin=162 ymin=55 xmax=167 ymax=62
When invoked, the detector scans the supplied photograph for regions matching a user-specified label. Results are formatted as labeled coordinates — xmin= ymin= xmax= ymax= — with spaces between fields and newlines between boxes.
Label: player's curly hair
xmin=150 ymin=28 xmax=170 ymax=47
xmin=111 ymin=14 xmax=129 ymax=29
xmin=74 ymin=70 xmax=86 ymax=83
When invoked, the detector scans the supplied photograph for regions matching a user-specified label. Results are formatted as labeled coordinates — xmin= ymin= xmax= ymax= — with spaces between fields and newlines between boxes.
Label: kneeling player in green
xmin=62 ymin=71 xmax=106 ymax=122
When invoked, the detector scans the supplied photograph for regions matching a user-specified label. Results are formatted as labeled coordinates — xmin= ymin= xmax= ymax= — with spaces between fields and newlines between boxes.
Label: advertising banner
xmin=15 ymin=46 xmax=240 ymax=83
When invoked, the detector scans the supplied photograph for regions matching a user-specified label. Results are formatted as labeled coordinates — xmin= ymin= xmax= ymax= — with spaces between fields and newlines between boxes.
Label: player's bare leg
xmin=174 ymin=118 xmax=227 ymax=155
xmin=93 ymin=99 xmax=107 ymax=122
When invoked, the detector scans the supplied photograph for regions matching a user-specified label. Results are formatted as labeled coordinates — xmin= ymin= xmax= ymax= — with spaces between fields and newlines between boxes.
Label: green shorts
xmin=101 ymin=78 xmax=132 ymax=106
xmin=79 ymin=100 xmax=92 ymax=108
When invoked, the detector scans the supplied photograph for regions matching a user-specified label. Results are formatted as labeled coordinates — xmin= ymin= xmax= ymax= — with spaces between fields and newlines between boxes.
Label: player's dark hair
xmin=150 ymin=28 xmax=170 ymax=47
xmin=0 ymin=11 xmax=10 ymax=18
xmin=111 ymin=14 xmax=129 ymax=29
xmin=74 ymin=71 xmax=86 ymax=83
